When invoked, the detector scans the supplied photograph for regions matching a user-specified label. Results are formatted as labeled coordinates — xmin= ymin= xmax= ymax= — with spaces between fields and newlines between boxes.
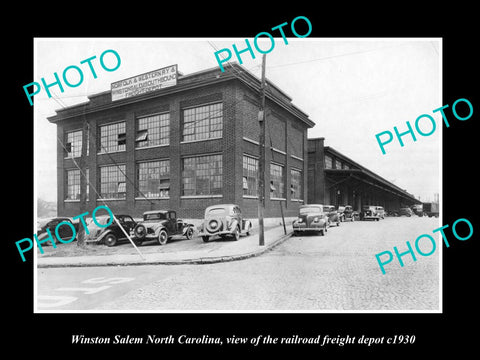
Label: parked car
xmin=398 ymin=207 xmax=413 ymax=217
xmin=198 ymin=204 xmax=252 ymax=242
xmin=36 ymin=217 xmax=78 ymax=244
xmin=323 ymin=205 xmax=341 ymax=226
xmin=412 ymin=204 xmax=423 ymax=216
xmin=338 ymin=205 xmax=358 ymax=222
xmin=292 ymin=204 xmax=328 ymax=236
xmin=386 ymin=209 xmax=399 ymax=217
xmin=360 ymin=205 xmax=381 ymax=221
xmin=133 ymin=210 xmax=195 ymax=245
xmin=85 ymin=214 xmax=137 ymax=247
xmin=375 ymin=206 xmax=385 ymax=219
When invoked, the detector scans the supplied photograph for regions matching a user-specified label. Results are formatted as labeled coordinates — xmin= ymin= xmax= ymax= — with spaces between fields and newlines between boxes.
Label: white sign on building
xmin=111 ymin=64 xmax=177 ymax=101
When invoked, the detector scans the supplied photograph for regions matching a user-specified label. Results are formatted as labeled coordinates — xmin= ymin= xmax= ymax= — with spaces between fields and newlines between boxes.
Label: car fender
xmin=154 ymin=226 xmax=167 ymax=236
xmin=229 ymin=219 xmax=239 ymax=232
xmin=96 ymin=229 xmax=113 ymax=242
xmin=242 ymin=219 xmax=252 ymax=231
xmin=182 ymin=224 xmax=194 ymax=235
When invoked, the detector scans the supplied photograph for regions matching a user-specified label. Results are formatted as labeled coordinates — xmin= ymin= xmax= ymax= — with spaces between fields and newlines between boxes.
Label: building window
xmin=325 ymin=155 xmax=333 ymax=169
xmin=181 ymin=154 xmax=222 ymax=196
xmin=243 ymin=155 xmax=258 ymax=197
xmin=99 ymin=122 xmax=126 ymax=153
xmin=291 ymin=168 xmax=303 ymax=200
xmin=137 ymin=160 xmax=170 ymax=198
xmin=335 ymin=159 xmax=342 ymax=169
xmin=270 ymin=163 xmax=285 ymax=199
xmin=343 ymin=163 xmax=350 ymax=170
xmin=65 ymin=130 xmax=89 ymax=158
xmin=136 ymin=113 xmax=170 ymax=148
xmin=182 ymin=102 xmax=223 ymax=142
xmin=66 ymin=168 xmax=89 ymax=200
xmin=99 ymin=164 xmax=126 ymax=199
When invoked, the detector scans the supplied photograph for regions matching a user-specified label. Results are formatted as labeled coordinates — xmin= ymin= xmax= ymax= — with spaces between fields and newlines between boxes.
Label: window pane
xmin=137 ymin=160 xmax=170 ymax=198
xmin=270 ymin=163 xmax=285 ymax=198
xmin=325 ymin=155 xmax=333 ymax=169
xmin=65 ymin=130 xmax=89 ymax=157
xmin=243 ymin=155 xmax=258 ymax=196
xmin=100 ymin=165 xmax=126 ymax=199
xmin=66 ymin=169 xmax=80 ymax=200
xmin=181 ymin=154 xmax=223 ymax=196
xmin=182 ymin=103 xmax=223 ymax=141
xmin=136 ymin=113 xmax=170 ymax=148
xmin=66 ymin=168 xmax=89 ymax=200
xmin=291 ymin=169 xmax=303 ymax=200
xmin=99 ymin=122 xmax=126 ymax=153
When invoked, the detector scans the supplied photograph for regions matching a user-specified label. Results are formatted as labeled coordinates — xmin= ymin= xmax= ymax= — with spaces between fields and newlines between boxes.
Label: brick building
xmin=307 ymin=138 xmax=420 ymax=212
xmin=48 ymin=64 xmax=314 ymax=219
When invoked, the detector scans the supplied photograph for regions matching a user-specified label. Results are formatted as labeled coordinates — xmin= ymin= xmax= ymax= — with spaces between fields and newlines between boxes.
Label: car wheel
xmin=351 ymin=216 xmax=355 ymax=222
xmin=185 ymin=227 xmax=194 ymax=240
xmin=320 ymin=225 xmax=326 ymax=236
xmin=202 ymin=236 xmax=209 ymax=243
xmin=134 ymin=224 xmax=146 ymax=240
xmin=158 ymin=229 xmax=168 ymax=245
xmin=104 ymin=234 xmax=117 ymax=247
xmin=246 ymin=224 xmax=252 ymax=236
xmin=232 ymin=226 xmax=240 ymax=241
xmin=337 ymin=220 xmax=340 ymax=226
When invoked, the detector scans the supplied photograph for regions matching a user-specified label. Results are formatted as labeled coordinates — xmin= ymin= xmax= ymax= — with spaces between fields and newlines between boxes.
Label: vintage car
xmin=337 ymin=205 xmax=358 ymax=222
xmin=36 ymin=217 xmax=79 ymax=244
xmin=292 ymin=204 xmax=329 ymax=236
xmin=85 ymin=214 xmax=137 ymax=247
xmin=412 ymin=204 xmax=423 ymax=216
xmin=376 ymin=206 xmax=385 ymax=219
xmin=323 ymin=205 xmax=341 ymax=226
xmin=360 ymin=205 xmax=381 ymax=221
xmin=398 ymin=207 xmax=413 ymax=217
xmin=198 ymin=204 xmax=252 ymax=242
xmin=132 ymin=210 xmax=195 ymax=245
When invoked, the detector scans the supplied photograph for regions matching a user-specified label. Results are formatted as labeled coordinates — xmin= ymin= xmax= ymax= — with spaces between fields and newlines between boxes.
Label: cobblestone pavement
xmin=38 ymin=216 xmax=441 ymax=311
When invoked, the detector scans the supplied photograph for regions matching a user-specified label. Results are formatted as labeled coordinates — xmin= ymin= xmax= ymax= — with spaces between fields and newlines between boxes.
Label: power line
xmin=56 ymin=123 xmax=146 ymax=259
xmin=267 ymin=43 xmax=412 ymax=70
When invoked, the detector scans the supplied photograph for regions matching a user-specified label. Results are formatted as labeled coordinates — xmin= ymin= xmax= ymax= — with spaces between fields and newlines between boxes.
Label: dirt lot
xmin=37 ymin=223 xmax=282 ymax=258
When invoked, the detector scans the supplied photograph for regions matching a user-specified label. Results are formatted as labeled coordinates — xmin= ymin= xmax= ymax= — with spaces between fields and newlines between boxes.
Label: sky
xmin=34 ymin=38 xmax=441 ymax=203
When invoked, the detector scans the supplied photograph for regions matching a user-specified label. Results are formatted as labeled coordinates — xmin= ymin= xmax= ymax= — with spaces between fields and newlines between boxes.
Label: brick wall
xmin=53 ymin=74 xmax=312 ymax=220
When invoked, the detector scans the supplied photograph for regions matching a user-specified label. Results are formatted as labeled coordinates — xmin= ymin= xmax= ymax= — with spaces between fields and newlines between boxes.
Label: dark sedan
xmin=292 ymin=204 xmax=329 ymax=236
xmin=85 ymin=214 xmax=137 ymax=247
xmin=37 ymin=217 xmax=78 ymax=244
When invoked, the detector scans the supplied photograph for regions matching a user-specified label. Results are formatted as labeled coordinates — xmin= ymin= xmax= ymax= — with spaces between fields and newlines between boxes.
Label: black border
xmin=7 ymin=6 xmax=479 ymax=356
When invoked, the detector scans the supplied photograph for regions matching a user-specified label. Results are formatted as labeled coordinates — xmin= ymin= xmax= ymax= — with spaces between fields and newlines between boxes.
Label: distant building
xmin=47 ymin=64 xmax=314 ymax=218
xmin=307 ymin=138 xmax=420 ymax=211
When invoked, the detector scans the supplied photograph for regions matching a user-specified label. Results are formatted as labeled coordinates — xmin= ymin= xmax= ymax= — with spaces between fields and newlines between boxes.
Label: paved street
xmin=37 ymin=216 xmax=441 ymax=311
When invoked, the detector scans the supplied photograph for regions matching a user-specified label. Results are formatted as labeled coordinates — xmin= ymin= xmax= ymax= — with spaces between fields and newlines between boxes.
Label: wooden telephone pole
xmin=258 ymin=54 xmax=266 ymax=246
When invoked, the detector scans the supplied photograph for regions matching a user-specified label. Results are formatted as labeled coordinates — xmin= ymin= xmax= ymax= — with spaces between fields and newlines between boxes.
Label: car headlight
xmin=313 ymin=217 xmax=319 ymax=222
xmin=297 ymin=218 xmax=303 ymax=223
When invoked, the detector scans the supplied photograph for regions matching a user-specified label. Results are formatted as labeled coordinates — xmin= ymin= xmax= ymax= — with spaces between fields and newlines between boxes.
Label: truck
xmin=422 ymin=202 xmax=439 ymax=217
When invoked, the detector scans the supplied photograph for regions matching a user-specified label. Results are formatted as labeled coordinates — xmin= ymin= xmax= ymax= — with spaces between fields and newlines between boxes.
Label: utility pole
xmin=77 ymin=117 xmax=89 ymax=247
xmin=258 ymin=54 xmax=266 ymax=246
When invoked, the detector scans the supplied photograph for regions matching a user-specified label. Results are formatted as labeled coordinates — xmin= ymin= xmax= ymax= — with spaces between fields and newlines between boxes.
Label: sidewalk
xmin=36 ymin=224 xmax=293 ymax=268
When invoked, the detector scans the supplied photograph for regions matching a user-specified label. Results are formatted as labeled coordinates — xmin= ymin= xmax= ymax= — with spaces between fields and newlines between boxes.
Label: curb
xmin=37 ymin=231 xmax=292 ymax=268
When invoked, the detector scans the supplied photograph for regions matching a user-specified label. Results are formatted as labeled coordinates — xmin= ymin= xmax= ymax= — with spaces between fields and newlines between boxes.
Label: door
xmin=167 ymin=211 xmax=177 ymax=233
